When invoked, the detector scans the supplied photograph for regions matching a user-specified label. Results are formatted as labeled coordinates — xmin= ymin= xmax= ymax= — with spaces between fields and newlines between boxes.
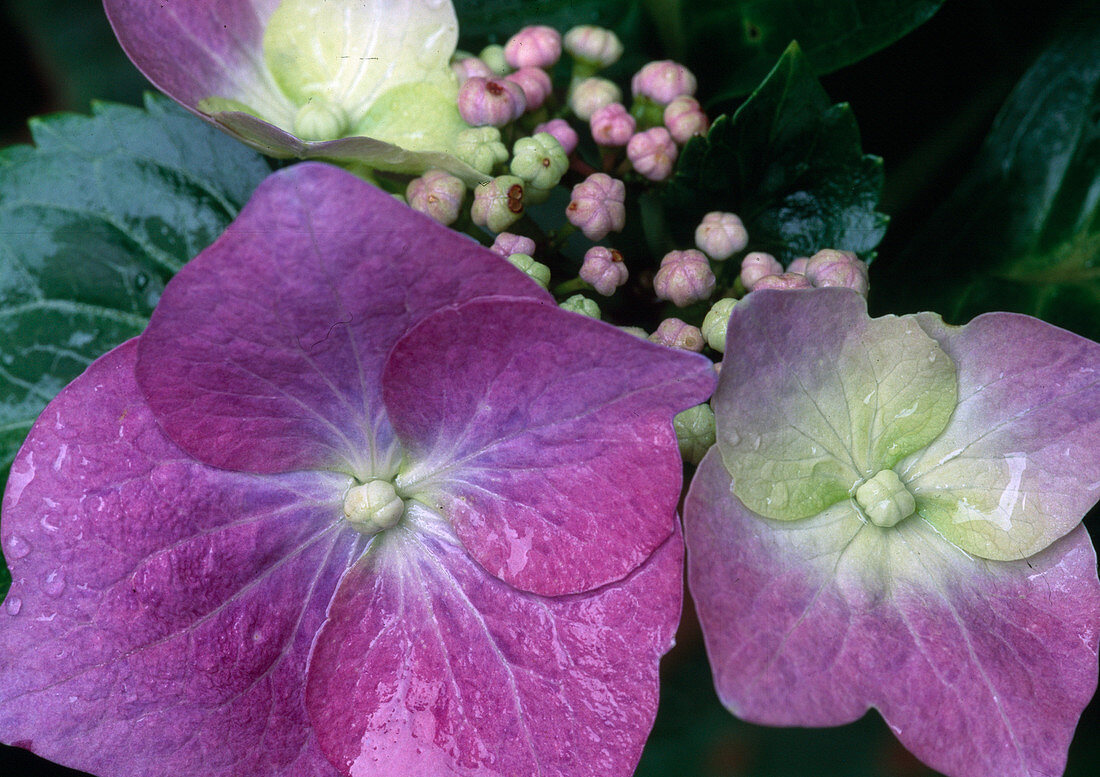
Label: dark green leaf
xmin=870 ymin=16 xmax=1100 ymax=340
xmin=665 ymin=43 xmax=887 ymax=271
xmin=0 ymin=94 xmax=270 ymax=597
xmin=676 ymin=0 xmax=945 ymax=100
xmin=454 ymin=0 xmax=639 ymax=46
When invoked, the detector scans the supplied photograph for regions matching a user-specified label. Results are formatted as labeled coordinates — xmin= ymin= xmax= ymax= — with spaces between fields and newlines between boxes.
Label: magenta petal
xmin=136 ymin=163 xmax=546 ymax=476
xmin=305 ymin=505 xmax=683 ymax=777
xmin=382 ymin=299 xmax=716 ymax=595
xmin=686 ymin=450 xmax=1100 ymax=777
xmin=0 ymin=341 xmax=362 ymax=777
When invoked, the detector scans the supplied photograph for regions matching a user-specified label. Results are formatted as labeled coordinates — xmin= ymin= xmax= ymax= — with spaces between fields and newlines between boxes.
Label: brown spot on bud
xmin=507 ymin=184 xmax=524 ymax=213
xmin=541 ymin=157 xmax=551 ymax=167
xmin=487 ymin=81 xmax=504 ymax=96
xmin=610 ymin=249 xmax=623 ymax=263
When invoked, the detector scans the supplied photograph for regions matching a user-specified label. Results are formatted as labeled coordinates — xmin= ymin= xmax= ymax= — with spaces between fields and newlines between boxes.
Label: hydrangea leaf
xmin=383 ymin=299 xmax=716 ymax=596
xmin=872 ymin=17 xmax=1100 ymax=341
xmin=454 ymin=0 xmax=636 ymax=48
xmin=135 ymin=162 xmax=546 ymax=477
xmin=0 ymin=94 xmax=269 ymax=596
xmin=676 ymin=1 xmax=945 ymax=100
xmin=104 ymin=0 xmax=488 ymax=183
xmin=306 ymin=505 xmax=683 ymax=777
xmin=665 ymin=43 xmax=888 ymax=269
xmin=686 ymin=449 xmax=1100 ymax=777
xmin=898 ymin=312 xmax=1100 ymax=560
xmin=716 ymin=289 xmax=955 ymax=521
xmin=0 ymin=341 xmax=357 ymax=777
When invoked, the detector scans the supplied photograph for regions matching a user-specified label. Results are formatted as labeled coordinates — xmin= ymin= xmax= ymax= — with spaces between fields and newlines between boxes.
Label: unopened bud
xmin=739 ymin=251 xmax=783 ymax=290
xmin=654 ymin=249 xmax=715 ymax=306
xmin=563 ymin=25 xmax=623 ymax=69
xmin=406 ymin=170 xmax=466 ymax=225
xmin=664 ymin=96 xmax=709 ymax=144
xmin=566 ymin=173 xmax=626 ymax=240
xmin=344 ymin=479 xmax=405 ymax=535
xmin=504 ymin=25 xmax=562 ymax=70
xmin=458 ymin=77 xmax=527 ymax=127
xmin=506 ymin=67 xmax=554 ymax=110
xmin=627 ymin=127 xmax=678 ymax=181
xmin=452 ymin=56 xmax=494 ymax=83
xmin=804 ymin=249 xmax=869 ymax=296
xmin=701 ymin=298 xmax=738 ymax=353
xmin=590 ymin=103 xmax=636 ymax=147
xmin=753 ymin=272 xmax=813 ymax=291
xmin=479 ymin=44 xmax=510 ymax=75
xmin=695 ymin=211 xmax=749 ymax=260
xmin=631 ymin=60 xmax=697 ymax=105
xmin=510 ymin=132 xmax=569 ymax=189
xmin=506 ymin=253 xmax=552 ymax=288
xmin=569 ymin=77 xmax=622 ymax=121
xmin=491 ymin=232 xmax=536 ymax=257
xmin=579 ymin=246 xmax=628 ymax=296
xmin=534 ymin=118 xmax=579 ymax=155
xmin=455 ymin=126 xmax=509 ymax=175
xmin=472 ymin=176 xmax=526 ymax=232
xmin=649 ymin=317 xmax=705 ymax=351
xmin=673 ymin=404 xmax=717 ymax=464
xmin=560 ymin=294 xmax=601 ymax=319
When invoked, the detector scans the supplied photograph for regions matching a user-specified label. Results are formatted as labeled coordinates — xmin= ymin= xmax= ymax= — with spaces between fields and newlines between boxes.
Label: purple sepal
xmin=0 ymin=341 xmax=358 ymax=777
xmin=306 ymin=508 xmax=683 ymax=777
xmin=136 ymin=163 xmax=546 ymax=476
xmin=383 ymin=299 xmax=715 ymax=595
xmin=687 ymin=448 xmax=1100 ymax=777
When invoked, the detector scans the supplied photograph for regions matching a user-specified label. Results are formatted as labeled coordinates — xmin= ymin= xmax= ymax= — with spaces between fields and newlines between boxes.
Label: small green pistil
xmin=344 ymin=479 xmax=406 ymax=535
xmin=855 ymin=469 xmax=916 ymax=528
xmin=294 ymin=97 xmax=350 ymax=141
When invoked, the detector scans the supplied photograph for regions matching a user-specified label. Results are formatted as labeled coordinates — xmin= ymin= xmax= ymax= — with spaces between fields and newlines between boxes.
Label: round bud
xmin=471 ymin=175 xmax=526 ymax=233
xmin=344 ymin=479 xmax=405 ymax=535
xmin=534 ymin=118 xmax=580 ymax=155
xmin=654 ymin=249 xmax=715 ymax=306
xmin=627 ymin=127 xmax=678 ymax=181
xmin=569 ymin=77 xmax=622 ymax=121
xmin=649 ymin=317 xmax=705 ymax=351
xmin=478 ymin=44 xmax=510 ymax=75
xmin=452 ymin=56 xmax=494 ymax=83
xmin=804 ymin=249 xmax=870 ymax=296
xmin=491 ymin=232 xmax=537 ymax=258
xmin=579 ymin=246 xmax=629 ymax=296
xmin=458 ymin=77 xmax=527 ymax=127
xmin=510 ymin=132 xmax=569 ymax=190
xmin=506 ymin=253 xmax=552 ymax=289
xmin=631 ymin=60 xmax=697 ymax=105
xmin=506 ymin=67 xmax=554 ymax=110
xmin=788 ymin=257 xmax=810 ymax=275
xmin=563 ymin=25 xmax=624 ymax=69
xmin=565 ymin=173 xmax=627 ymax=240
xmin=504 ymin=25 xmax=562 ymax=70
xmin=590 ymin=103 xmax=636 ymax=147
xmin=753 ymin=272 xmax=813 ymax=291
xmin=663 ymin=96 xmax=709 ymax=144
xmin=856 ymin=469 xmax=916 ymax=528
xmin=406 ymin=170 xmax=466 ymax=225
xmin=695 ymin=211 xmax=749 ymax=260
xmin=559 ymin=294 xmax=601 ymax=319
xmin=739 ymin=251 xmax=783 ymax=291
xmin=455 ymin=126 xmax=509 ymax=175
xmin=673 ymin=404 xmax=717 ymax=464
xmin=701 ymin=298 xmax=738 ymax=353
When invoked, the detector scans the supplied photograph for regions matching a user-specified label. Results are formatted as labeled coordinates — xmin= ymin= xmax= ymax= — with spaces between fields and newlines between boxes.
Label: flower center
xmin=343 ymin=479 xmax=407 ymax=536
xmin=855 ymin=469 xmax=916 ymax=528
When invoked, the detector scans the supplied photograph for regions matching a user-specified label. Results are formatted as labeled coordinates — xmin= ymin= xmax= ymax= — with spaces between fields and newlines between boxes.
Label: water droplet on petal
xmin=7 ymin=535 xmax=31 ymax=559
xmin=43 ymin=570 xmax=65 ymax=597
xmin=5 ymin=597 xmax=22 ymax=616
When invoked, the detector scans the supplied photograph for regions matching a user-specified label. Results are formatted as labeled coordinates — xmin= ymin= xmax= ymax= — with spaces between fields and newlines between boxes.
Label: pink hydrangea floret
xmin=504 ymin=25 xmax=562 ymax=69
xmin=406 ymin=169 xmax=466 ymax=225
xmin=695 ymin=211 xmax=749 ymax=261
xmin=664 ymin=96 xmax=709 ymax=144
xmin=566 ymin=173 xmax=627 ymax=240
xmin=534 ymin=118 xmax=580 ymax=155
xmin=580 ymin=246 xmax=629 ymax=295
xmin=804 ymin=249 xmax=870 ymax=296
xmin=631 ymin=60 xmax=697 ymax=105
xmin=654 ymin=249 xmax=715 ymax=306
xmin=627 ymin=127 xmax=678 ymax=181
xmin=590 ymin=103 xmax=636 ymax=147
xmin=490 ymin=232 xmax=537 ymax=258
xmin=458 ymin=77 xmax=527 ymax=127
xmin=505 ymin=67 xmax=553 ymax=110
xmin=739 ymin=251 xmax=784 ymax=290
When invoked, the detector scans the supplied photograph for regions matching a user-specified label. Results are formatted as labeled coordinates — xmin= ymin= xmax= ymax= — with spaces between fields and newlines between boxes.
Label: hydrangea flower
xmin=104 ymin=0 xmax=487 ymax=183
xmin=685 ymin=289 xmax=1100 ymax=777
xmin=0 ymin=163 xmax=716 ymax=777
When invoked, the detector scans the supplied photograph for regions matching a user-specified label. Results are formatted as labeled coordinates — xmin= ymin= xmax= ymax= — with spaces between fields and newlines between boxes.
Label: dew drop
xmin=7 ymin=535 xmax=31 ymax=559
xmin=43 ymin=570 xmax=65 ymax=597
xmin=5 ymin=597 xmax=22 ymax=616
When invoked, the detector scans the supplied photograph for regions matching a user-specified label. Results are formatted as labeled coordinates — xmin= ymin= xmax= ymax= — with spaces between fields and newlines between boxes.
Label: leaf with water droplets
xmin=0 ymin=94 xmax=270 ymax=600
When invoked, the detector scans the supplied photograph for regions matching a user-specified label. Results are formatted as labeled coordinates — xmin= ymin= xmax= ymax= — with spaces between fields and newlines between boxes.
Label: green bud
xmin=344 ymin=479 xmax=406 ymax=535
xmin=510 ymin=133 xmax=569 ymax=190
xmin=855 ymin=469 xmax=916 ymax=528
xmin=471 ymin=175 xmax=526 ymax=233
xmin=701 ymin=298 xmax=738 ymax=353
xmin=506 ymin=253 xmax=552 ymax=288
xmin=559 ymin=294 xmax=601 ymax=319
xmin=479 ymin=44 xmax=510 ymax=75
xmin=674 ymin=403 xmax=717 ymax=464
xmin=456 ymin=126 xmax=510 ymax=175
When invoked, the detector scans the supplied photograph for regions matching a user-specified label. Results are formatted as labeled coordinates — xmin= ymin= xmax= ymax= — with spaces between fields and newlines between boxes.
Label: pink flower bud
xmin=649 ymin=317 xmax=705 ymax=352
xmin=504 ymin=25 xmax=562 ymax=70
xmin=579 ymin=246 xmax=629 ymax=296
xmin=788 ymin=257 xmax=810 ymax=275
xmin=654 ymin=249 xmax=715 ymax=307
xmin=471 ymin=175 xmax=526 ymax=233
xmin=406 ymin=169 xmax=466 ymax=226
xmin=534 ymin=118 xmax=579 ymax=155
xmin=563 ymin=25 xmax=624 ymax=68
xmin=589 ymin=103 xmax=636 ymax=147
xmin=804 ymin=249 xmax=870 ymax=296
xmin=569 ymin=77 xmax=622 ymax=121
xmin=739 ymin=251 xmax=783 ymax=290
xmin=566 ymin=173 xmax=626 ymax=240
xmin=451 ymin=56 xmax=494 ymax=83
xmin=695 ymin=211 xmax=749 ymax=260
xmin=457 ymin=77 xmax=527 ymax=127
xmin=627 ymin=127 xmax=678 ymax=181
xmin=505 ymin=67 xmax=553 ymax=110
xmin=631 ymin=60 xmax=697 ymax=105
xmin=491 ymin=232 xmax=537 ymax=258
xmin=664 ymin=96 xmax=709 ymax=144
xmin=753 ymin=272 xmax=813 ymax=291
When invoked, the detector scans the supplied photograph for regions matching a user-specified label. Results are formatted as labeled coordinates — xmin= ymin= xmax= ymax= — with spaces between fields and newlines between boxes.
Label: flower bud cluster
xmin=741 ymin=249 xmax=869 ymax=296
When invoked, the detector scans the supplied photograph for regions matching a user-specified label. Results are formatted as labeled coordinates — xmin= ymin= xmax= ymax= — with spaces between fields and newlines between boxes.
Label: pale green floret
xmin=701 ymin=298 xmax=737 ymax=353
xmin=344 ymin=479 xmax=406 ymax=535
xmin=675 ymin=404 xmax=717 ymax=464
xmin=855 ymin=469 xmax=916 ymax=527
xmin=560 ymin=294 xmax=601 ymax=319
xmin=506 ymin=253 xmax=552 ymax=288
xmin=294 ymin=97 xmax=350 ymax=141
xmin=456 ymin=127 xmax=510 ymax=174
xmin=511 ymin=133 xmax=569 ymax=190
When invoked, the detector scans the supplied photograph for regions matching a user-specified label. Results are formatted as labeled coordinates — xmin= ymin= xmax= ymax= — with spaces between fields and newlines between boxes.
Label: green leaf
xmin=454 ymin=0 xmax=638 ymax=45
xmin=665 ymin=43 xmax=887 ymax=269
xmin=871 ymin=16 xmax=1100 ymax=340
xmin=676 ymin=0 xmax=945 ymax=100
xmin=0 ymin=94 xmax=270 ymax=597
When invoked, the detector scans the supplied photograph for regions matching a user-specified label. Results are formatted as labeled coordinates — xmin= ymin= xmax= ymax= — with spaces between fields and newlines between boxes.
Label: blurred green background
xmin=0 ymin=1 xmax=1097 ymax=776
